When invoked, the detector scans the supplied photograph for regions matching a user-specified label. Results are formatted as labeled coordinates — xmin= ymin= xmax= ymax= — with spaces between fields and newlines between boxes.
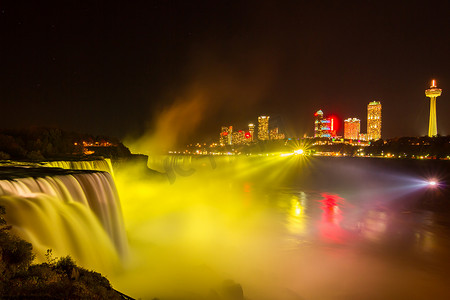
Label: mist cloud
xmin=128 ymin=44 xmax=280 ymax=155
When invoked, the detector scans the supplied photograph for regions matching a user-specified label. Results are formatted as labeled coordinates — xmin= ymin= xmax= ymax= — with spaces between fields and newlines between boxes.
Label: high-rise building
xmin=367 ymin=101 xmax=382 ymax=140
xmin=248 ymin=123 xmax=255 ymax=142
xmin=258 ymin=116 xmax=270 ymax=140
xmin=314 ymin=110 xmax=325 ymax=137
xmin=425 ymin=79 xmax=442 ymax=137
xmin=219 ymin=126 xmax=233 ymax=146
xmin=344 ymin=118 xmax=360 ymax=140
xmin=232 ymin=130 xmax=246 ymax=145
xmin=314 ymin=110 xmax=335 ymax=138
xmin=269 ymin=128 xmax=277 ymax=140
xmin=227 ymin=126 xmax=233 ymax=144
xmin=220 ymin=126 xmax=228 ymax=146
xmin=269 ymin=128 xmax=285 ymax=140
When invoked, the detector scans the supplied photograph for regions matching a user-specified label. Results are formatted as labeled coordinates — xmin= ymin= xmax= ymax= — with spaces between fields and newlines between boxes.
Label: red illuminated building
xmin=314 ymin=110 xmax=337 ymax=138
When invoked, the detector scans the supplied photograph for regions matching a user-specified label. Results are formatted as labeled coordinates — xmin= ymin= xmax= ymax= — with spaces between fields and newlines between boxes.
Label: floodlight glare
xmin=428 ymin=180 xmax=437 ymax=186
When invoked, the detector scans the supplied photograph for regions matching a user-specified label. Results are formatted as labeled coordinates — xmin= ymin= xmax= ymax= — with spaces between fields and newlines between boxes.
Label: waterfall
xmin=0 ymin=170 xmax=127 ymax=272
xmin=43 ymin=158 xmax=114 ymax=175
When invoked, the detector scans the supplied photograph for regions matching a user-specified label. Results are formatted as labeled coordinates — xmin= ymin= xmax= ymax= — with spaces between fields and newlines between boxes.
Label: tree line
xmin=0 ymin=127 xmax=131 ymax=160
xmin=0 ymin=205 xmax=129 ymax=299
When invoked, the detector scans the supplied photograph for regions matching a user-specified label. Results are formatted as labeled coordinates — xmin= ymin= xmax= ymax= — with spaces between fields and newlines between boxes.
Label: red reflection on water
xmin=318 ymin=193 xmax=347 ymax=243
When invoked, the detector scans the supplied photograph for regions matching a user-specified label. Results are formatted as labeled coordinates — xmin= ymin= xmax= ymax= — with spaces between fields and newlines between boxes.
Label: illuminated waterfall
xmin=0 ymin=170 xmax=127 ymax=272
xmin=43 ymin=158 xmax=114 ymax=175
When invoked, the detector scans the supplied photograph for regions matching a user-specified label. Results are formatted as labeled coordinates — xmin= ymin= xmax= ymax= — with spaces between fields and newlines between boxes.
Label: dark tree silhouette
xmin=0 ymin=205 xmax=127 ymax=299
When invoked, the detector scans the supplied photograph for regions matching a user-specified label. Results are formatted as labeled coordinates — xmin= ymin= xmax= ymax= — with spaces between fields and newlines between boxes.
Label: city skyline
xmin=0 ymin=1 xmax=449 ymax=148
xmin=209 ymin=76 xmax=443 ymax=144
xmin=217 ymin=99 xmax=381 ymax=145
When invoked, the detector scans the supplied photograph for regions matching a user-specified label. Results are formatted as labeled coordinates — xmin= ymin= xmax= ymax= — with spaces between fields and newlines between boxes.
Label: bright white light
xmin=294 ymin=149 xmax=304 ymax=155
xmin=428 ymin=180 xmax=437 ymax=186
xmin=280 ymin=153 xmax=293 ymax=157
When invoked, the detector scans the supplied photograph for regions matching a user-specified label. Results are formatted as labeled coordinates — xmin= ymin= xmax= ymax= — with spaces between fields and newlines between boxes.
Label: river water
xmin=112 ymin=155 xmax=450 ymax=300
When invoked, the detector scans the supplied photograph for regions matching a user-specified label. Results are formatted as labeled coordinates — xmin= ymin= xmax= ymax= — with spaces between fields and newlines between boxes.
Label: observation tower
xmin=425 ymin=79 xmax=442 ymax=137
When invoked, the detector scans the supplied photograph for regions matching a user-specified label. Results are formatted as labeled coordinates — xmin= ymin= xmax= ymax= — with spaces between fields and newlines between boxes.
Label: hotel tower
xmin=344 ymin=118 xmax=360 ymax=140
xmin=367 ymin=101 xmax=382 ymax=141
xmin=258 ymin=116 xmax=270 ymax=140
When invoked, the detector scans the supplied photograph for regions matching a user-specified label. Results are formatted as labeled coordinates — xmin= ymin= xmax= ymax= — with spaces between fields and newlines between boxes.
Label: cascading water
xmin=0 ymin=166 xmax=127 ymax=273
xmin=43 ymin=158 xmax=115 ymax=175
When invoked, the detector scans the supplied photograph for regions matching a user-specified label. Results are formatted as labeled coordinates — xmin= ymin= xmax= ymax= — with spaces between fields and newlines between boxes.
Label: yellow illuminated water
xmin=0 ymin=171 xmax=127 ymax=273
xmin=109 ymin=155 xmax=450 ymax=300
xmin=2 ymin=155 xmax=449 ymax=299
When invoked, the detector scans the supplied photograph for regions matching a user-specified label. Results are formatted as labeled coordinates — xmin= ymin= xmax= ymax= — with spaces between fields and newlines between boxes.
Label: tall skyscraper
xmin=314 ymin=110 xmax=324 ymax=137
xmin=258 ymin=116 xmax=270 ymax=140
xmin=248 ymin=123 xmax=255 ymax=141
xmin=227 ymin=126 xmax=233 ymax=144
xmin=367 ymin=101 xmax=382 ymax=140
xmin=232 ymin=130 xmax=246 ymax=145
xmin=344 ymin=118 xmax=360 ymax=140
xmin=314 ymin=110 xmax=335 ymax=138
xmin=219 ymin=126 xmax=233 ymax=146
xmin=425 ymin=79 xmax=442 ymax=137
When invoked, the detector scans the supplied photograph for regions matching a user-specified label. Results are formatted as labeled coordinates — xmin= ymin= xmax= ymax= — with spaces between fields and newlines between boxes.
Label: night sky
xmin=1 ymin=1 xmax=449 ymax=146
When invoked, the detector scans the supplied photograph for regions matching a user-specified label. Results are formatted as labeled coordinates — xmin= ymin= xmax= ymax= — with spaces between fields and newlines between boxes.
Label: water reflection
xmin=279 ymin=189 xmax=445 ymax=260
xmin=287 ymin=192 xmax=307 ymax=235
xmin=359 ymin=207 xmax=389 ymax=242
xmin=414 ymin=211 xmax=436 ymax=254
xmin=357 ymin=207 xmax=440 ymax=255
xmin=318 ymin=193 xmax=346 ymax=244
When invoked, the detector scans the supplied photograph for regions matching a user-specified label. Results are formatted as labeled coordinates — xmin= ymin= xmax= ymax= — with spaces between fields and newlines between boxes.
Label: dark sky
xmin=1 ymin=0 xmax=449 ymax=145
